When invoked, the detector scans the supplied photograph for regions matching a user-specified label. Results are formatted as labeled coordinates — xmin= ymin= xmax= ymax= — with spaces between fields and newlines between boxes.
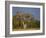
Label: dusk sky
xmin=12 ymin=7 xmax=40 ymax=20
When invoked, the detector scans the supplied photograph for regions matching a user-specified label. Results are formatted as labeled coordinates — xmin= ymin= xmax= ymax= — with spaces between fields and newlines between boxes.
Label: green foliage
xmin=12 ymin=16 xmax=40 ymax=30
xmin=30 ymin=20 xmax=40 ymax=28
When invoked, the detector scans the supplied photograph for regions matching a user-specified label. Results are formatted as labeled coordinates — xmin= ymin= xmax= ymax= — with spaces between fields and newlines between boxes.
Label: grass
xmin=13 ymin=28 xmax=40 ymax=31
